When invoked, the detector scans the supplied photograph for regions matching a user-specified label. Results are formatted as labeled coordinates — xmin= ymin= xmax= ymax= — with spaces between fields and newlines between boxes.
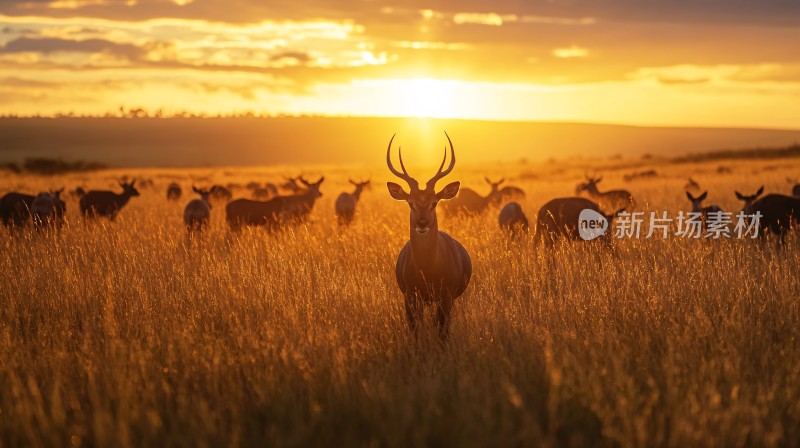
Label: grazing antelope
xmin=535 ymin=197 xmax=624 ymax=246
xmin=225 ymin=196 xmax=285 ymax=230
xmin=31 ymin=189 xmax=66 ymax=228
xmin=498 ymin=202 xmax=528 ymax=234
xmin=441 ymin=177 xmax=504 ymax=215
xmin=0 ymin=192 xmax=34 ymax=227
xmin=70 ymin=186 xmax=87 ymax=199
xmin=748 ymin=193 xmax=800 ymax=239
xmin=576 ymin=173 xmax=635 ymax=210
xmin=80 ymin=180 xmax=140 ymax=220
xmin=280 ymin=177 xmax=324 ymax=223
xmin=735 ymin=186 xmax=764 ymax=214
xmin=166 ymin=182 xmax=182 ymax=201
xmin=497 ymin=185 xmax=526 ymax=202
xmin=184 ymin=186 xmax=212 ymax=231
xmin=386 ymin=132 xmax=472 ymax=339
xmin=686 ymin=191 xmax=723 ymax=218
xmin=335 ymin=179 xmax=370 ymax=225
xmin=209 ymin=185 xmax=233 ymax=202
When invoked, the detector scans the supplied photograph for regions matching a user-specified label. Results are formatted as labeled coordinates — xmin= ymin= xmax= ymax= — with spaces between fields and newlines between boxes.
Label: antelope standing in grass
xmin=184 ymin=186 xmax=212 ymax=232
xmin=166 ymin=182 xmax=182 ymax=201
xmin=535 ymin=197 xmax=624 ymax=246
xmin=686 ymin=191 xmax=722 ymax=219
xmin=225 ymin=196 xmax=285 ymax=230
xmin=735 ymin=186 xmax=764 ymax=214
xmin=31 ymin=189 xmax=66 ymax=228
xmin=209 ymin=185 xmax=232 ymax=202
xmin=441 ymin=177 xmax=505 ymax=215
xmin=335 ymin=179 xmax=370 ymax=225
xmin=497 ymin=184 xmax=526 ymax=202
xmin=576 ymin=174 xmax=635 ymax=210
xmin=386 ymin=132 xmax=472 ymax=339
xmin=280 ymin=177 xmax=324 ymax=224
xmin=0 ymin=192 xmax=34 ymax=227
xmin=80 ymin=180 xmax=140 ymax=219
xmin=498 ymin=202 xmax=528 ymax=235
xmin=748 ymin=193 xmax=800 ymax=240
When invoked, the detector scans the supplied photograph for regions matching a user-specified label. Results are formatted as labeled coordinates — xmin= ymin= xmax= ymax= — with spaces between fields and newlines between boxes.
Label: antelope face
xmin=121 ymin=180 xmax=140 ymax=197
xmin=686 ymin=191 xmax=708 ymax=213
xmin=300 ymin=177 xmax=325 ymax=198
xmin=735 ymin=185 xmax=764 ymax=213
xmin=386 ymin=132 xmax=460 ymax=237
xmin=576 ymin=176 xmax=601 ymax=194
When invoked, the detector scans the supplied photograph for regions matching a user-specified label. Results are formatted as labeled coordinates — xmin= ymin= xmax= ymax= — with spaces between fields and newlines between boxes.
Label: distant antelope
xmin=735 ymin=186 xmax=764 ymax=214
xmin=535 ymin=197 xmax=624 ymax=246
xmin=266 ymin=183 xmax=279 ymax=196
xmin=209 ymin=185 xmax=233 ymax=202
xmin=31 ymin=189 xmax=66 ymax=228
xmin=335 ymin=179 xmax=370 ymax=225
xmin=441 ymin=177 xmax=505 ymax=215
xmin=686 ymin=191 xmax=722 ymax=219
xmin=70 ymin=186 xmax=87 ymax=198
xmin=251 ymin=185 xmax=271 ymax=199
xmin=386 ymin=132 xmax=472 ymax=338
xmin=0 ymin=192 xmax=34 ymax=227
xmin=498 ymin=202 xmax=528 ymax=234
xmin=497 ymin=185 xmax=526 ymax=202
xmin=225 ymin=196 xmax=285 ymax=230
xmin=184 ymin=186 xmax=212 ymax=231
xmin=166 ymin=182 xmax=182 ymax=201
xmin=80 ymin=180 xmax=140 ymax=219
xmin=280 ymin=177 xmax=324 ymax=223
xmin=748 ymin=193 xmax=800 ymax=239
xmin=576 ymin=173 xmax=635 ymax=210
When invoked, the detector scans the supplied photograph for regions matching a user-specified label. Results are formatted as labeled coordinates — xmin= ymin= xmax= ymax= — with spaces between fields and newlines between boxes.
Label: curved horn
xmin=425 ymin=131 xmax=455 ymax=191
xmin=386 ymin=134 xmax=419 ymax=191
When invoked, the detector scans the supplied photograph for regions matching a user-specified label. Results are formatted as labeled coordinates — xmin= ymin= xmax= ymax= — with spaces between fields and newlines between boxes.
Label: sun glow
xmin=400 ymin=78 xmax=460 ymax=118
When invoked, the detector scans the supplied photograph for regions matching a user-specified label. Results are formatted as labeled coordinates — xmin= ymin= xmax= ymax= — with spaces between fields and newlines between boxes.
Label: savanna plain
xmin=1 ymin=158 xmax=799 ymax=447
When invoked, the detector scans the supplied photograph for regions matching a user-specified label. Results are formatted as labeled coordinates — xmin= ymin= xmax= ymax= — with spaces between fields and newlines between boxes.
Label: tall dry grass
xmin=1 ymin=160 xmax=799 ymax=447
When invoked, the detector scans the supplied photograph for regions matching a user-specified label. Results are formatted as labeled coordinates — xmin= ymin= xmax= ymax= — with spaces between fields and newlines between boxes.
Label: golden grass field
xmin=1 ymin=158 xmax=799 ymax=447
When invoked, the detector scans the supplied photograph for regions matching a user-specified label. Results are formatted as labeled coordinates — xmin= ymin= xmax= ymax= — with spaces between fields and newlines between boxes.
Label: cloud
xmin=0 ymin=36 xmax=145 ymax=59
xmin=552 ymin=46 xmax=589 ymax=58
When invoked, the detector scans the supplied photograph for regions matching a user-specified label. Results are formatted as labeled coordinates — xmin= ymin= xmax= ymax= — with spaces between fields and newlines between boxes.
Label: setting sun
xmin=401 ymin=78 xmax=460 ymax=118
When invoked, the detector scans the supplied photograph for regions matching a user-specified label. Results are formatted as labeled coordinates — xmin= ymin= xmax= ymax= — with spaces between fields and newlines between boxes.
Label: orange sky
xmin=1 ymin=0 xmax=799 ymax=128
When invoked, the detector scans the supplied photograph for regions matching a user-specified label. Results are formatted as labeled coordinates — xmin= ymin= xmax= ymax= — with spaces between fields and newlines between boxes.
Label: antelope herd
xmin=3 ymin=133 xmax=800 ymax=338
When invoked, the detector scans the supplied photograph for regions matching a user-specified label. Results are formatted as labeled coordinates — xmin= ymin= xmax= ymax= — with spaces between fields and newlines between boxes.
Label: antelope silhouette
xmin=80 ymin=180 xmax=140 ymax=220
xmin=576 ymin=173 xmax=635 ymax=210
xmin=166 ymin=182 xmax=182 ymax=201
xmin=335 ymin=179 xmax=370 ymax=225
xmin=209 ymin=185 xmax=232 ymax=202
xmin=498 ymin=202 xmax=528 ymax=234
xmin=0 ymin=192 xmax=34 ymax=227
xmin=184 ymin=186 xmax=212 ymax=231
xmin=535 ymin=197 xmax=624 ymax=246
xmin=386 ymin=132 xmax=472 ymax=339
xmin=280 ymin=177 xmax=324 ymax=224
xmin=441 ymin=177 xmax=505 ymax=215
xmin=31 ymin=189 xmax=66 ymax=228
xmin=748 ymin=193 xmax=800 ymax=240
xmin=735 ymin=186 xmax=764 ymax=214
xmin=686 ymin=191 xmax=722 ymax=218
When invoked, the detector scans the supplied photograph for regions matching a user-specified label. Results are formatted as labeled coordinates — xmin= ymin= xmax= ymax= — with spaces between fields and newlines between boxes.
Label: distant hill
xmin=1 ymin=117 xmax=799 ymax=168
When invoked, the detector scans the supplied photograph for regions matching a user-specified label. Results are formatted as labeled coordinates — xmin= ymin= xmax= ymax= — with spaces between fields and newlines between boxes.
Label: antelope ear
xmin=436 ymin=181 xmax=460 ymax=200
xmin=686 ymin=191 xmax=694 ymax=201
xmin=387 ymin=182 xmax=409 ymax=201
xmin=698 ymin=191 xmax=707 ymax=201
xmin=735 ymin=191 xmax=745 ymax=200
xmin=756 ymin=185 xmax=764 ymax=196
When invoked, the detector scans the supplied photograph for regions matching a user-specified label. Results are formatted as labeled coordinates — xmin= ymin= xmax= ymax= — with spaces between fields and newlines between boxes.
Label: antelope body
xmin=209 ymin=185 xmax=233 ymax=202
xmin=225 ymin=197 xmax=285 ymax=230
xmin=0 ymin=192 xmax=34 ymax=227
xmin=166 ymin=182 xmax=182 ymax=201
xmin=576 ymin=174 xmax=635 ymax=210
xmin=749 ymin=194 xmax=800 ymax=238
xmin=184 ymin=187 xmax=212 ymax=231
xmin=335 ymin=179 xmax=370 ymax=225
xmin=498 ymin=202 xmax=528 ymax=234
xmin=441 ymin=177 xmax=504 ymax=215
xmin=793 ymin=184 xmax=800 ymax=198
xmin=80 ymin=180 xmax=140 ymax=219
xmin=386 ymin=132 xmax=472 ymax=338
xmin=497 ymin=185 xmax=526 ymax=202
xmin=536 ymin=197 xmax=623 ymax=245
xmin=31 ymin=189 xmax=66 ymax=228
